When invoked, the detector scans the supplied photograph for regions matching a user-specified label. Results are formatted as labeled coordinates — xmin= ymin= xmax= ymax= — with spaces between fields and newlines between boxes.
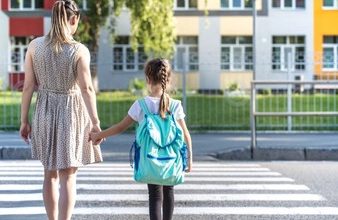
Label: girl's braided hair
xmin=144 ymin=58 xmax=172 ymax=119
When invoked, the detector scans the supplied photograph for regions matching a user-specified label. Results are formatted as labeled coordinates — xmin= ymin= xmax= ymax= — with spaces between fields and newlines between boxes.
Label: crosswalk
xmin=0 ymin=161 xmax=338 ymax=220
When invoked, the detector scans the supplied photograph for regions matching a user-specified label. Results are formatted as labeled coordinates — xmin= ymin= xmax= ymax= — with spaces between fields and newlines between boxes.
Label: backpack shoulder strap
xmin=138 ymin=98 xmax=151 ymax=115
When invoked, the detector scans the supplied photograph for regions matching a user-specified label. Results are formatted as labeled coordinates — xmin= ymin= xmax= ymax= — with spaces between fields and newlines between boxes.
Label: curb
xmin=1 ymin=146 xmax=338 ymax=161
xmin=0 ymin=147 xmax=32 ymax=160
xmin=216 ymin=147 xmax=338 ymax=161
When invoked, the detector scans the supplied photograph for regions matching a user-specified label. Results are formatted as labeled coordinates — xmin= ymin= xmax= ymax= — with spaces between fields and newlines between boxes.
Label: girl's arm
xmin=177 ymin=118 xmax=192 ymax=172
xmin=90 ymin=115 xmax=135 ymax=144
xmin=20 ymin=41 xmax=37 ymax=144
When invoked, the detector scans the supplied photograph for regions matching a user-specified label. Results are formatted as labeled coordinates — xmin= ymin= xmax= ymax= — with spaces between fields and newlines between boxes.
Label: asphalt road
xmin=99 ymin=132 xmax=338 ymax=161
xmin=1 ymin=160 xmax=338 ymax=220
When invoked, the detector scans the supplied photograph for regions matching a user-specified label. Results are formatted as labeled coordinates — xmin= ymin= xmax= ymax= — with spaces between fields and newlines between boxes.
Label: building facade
xmin=0 ymin=0 xmax=86 ymax=90
xmin=314 ymin=0 xmax=338 ymax=81
xmin=0 ymin=0 xmax=55 ymax=89
xmin=1 ymin=0 xmax=338 ymax=91
xmin=99 ymin=0 xmax=264 ymax=91
xmin=256 ymin=0 xmax=313 ymax=88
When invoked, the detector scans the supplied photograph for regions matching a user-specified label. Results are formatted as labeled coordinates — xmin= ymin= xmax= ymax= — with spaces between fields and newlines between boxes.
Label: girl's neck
xmin=148 ymin=91 xmax=163 ymax=98
xmin=148 ymin=84 xmax=163 ymax=98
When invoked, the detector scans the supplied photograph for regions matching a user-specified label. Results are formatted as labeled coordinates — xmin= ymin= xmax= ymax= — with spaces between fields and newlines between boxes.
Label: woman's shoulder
xmin=28 ymin=36 xmax=45 ymax=48
xmin=26 ymin=36 xmax=45 ymax=54
xmin=75 ymin=43 xmax=90 ymax=56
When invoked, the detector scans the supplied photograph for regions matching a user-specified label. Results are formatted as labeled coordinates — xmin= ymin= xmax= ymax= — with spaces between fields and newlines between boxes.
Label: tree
xmin=75 ymin=0 xmax=176 ymax=90
xmin=113 ymin=0 xmax=176 ymax=58
xmin=75 ymin=0 xmax=111 ymax=91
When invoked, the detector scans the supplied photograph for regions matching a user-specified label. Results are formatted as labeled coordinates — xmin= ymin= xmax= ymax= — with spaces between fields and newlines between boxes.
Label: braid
xmin=159 ymin=63 xmax=168 ymax=119
xmin=144 ymin=58 xmax=172 ymax=119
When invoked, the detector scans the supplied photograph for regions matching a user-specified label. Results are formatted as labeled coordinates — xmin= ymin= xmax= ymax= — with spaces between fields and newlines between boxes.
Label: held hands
xmin=89 ymin=124 xmax=104 ymax=145
xmin=19 ymin=122 xmax=31 ymax=144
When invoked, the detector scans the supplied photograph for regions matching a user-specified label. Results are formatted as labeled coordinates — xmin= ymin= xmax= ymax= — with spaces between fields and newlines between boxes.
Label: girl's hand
xmin=89 ymin=131 xmax=100 ymax=145
xmin=185 ymin=151 xmax=192 ymax=173
xmin=20 ymin=122 xmax=31 ymax=144
xmin=89 ymin=124 xmax=104 ymax=145
xmin=185 ymin=155 xmax=193 ymax=173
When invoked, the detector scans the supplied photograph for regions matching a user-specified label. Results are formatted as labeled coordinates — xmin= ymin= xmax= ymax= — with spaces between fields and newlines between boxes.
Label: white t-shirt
xmin=128 ymin=96 xmax=186 ymax=122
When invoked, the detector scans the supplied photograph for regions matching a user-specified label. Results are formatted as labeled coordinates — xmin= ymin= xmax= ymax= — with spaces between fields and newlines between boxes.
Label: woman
xmin=19 ymin=0 xmax=102 ymax=219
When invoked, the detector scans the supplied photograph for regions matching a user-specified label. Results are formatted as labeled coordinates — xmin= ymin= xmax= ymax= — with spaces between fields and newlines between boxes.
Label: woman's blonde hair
xmin=47 ymin=0 xmax=80 ymax=53
xmin=144 ymin=58 xmax=172 ymax=119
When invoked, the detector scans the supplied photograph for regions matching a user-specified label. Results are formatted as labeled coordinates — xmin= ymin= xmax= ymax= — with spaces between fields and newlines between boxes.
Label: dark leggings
xmin=147 ymin=184 xmax=174 ymax=220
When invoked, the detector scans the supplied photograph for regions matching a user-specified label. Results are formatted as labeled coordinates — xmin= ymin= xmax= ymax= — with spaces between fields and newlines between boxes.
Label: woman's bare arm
xmin=20 ymin=41 xmax=37 ymax=143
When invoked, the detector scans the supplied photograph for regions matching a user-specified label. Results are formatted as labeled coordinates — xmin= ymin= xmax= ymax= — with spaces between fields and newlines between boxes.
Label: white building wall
xmin=198 ymin=16 xmax=221 ymax=90
xmin=0 ymin=10 xmax=9 ymax=89
xmin=98 ymin=10 xmax=144 ymax=90
xmin=256 ymin=1 xmax=314 ymax=84
xmin=114 ymin=10 xmax=132 ymax=35
xmin=44 ymin=17 xmax=51 ymax=35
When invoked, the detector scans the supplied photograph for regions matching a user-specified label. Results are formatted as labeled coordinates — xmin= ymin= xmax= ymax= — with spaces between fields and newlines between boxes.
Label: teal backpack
xmin=130 ymin=98 xmax=187 ymax=186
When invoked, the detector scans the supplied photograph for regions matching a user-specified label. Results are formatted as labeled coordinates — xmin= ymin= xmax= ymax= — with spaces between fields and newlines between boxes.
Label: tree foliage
xmin=114 ymin=0 xmax=176 ymax=58
xmin=75 ymin=0 xmax=111 ymax=52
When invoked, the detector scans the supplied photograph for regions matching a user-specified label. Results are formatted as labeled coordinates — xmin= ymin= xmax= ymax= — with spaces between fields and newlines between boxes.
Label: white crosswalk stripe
xmin=0 ymin=161 xmax=337 ymax=219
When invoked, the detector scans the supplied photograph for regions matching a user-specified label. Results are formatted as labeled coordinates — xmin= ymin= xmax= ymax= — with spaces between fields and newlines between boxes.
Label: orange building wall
xmin=314 ymin=0 xmax=338 ymax=79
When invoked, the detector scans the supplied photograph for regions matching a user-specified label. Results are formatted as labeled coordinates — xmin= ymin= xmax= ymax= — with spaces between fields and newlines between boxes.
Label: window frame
xmin=322 ymin=0 xmax=338 ymax=9
xmin=271 ymin=36 xmax=306 ymax=72
xmin=173 ymin=36 xmax=199 ymax=71
xmin=78 ymin=0 xmax=88 ymax=10
xmin=10 ymin=0 xmax=43 ymax=10
xmin=112 ymin=37 xmax=147 ymax=72
xmin=271 ymin=0 xmax=306 ymax=10
xmin=322 ymin=36 xmax=338 ymax=71
xmin=174 ymin=0 xmax=198 ymax=10
xmin=220 ymin=36 xmax=253 ymax=71
xmin=10 ymin=37 xmax=33 ymax=72
xmin=220 ymin=0 xmax=253 ymax=10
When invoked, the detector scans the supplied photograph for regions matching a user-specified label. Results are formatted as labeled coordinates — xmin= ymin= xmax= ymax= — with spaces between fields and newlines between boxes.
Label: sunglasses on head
xmin=63 ymin=0 xmax=80 ymax=16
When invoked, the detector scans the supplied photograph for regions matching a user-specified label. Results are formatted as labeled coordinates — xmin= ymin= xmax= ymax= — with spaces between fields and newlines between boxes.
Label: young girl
xmin=90 ymin=58 xmax=192 ymax=220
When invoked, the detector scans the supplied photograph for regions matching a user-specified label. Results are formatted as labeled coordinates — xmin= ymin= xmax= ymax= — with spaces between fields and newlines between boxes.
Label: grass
xmin=1 ymin=91 xmax=338 ymax=131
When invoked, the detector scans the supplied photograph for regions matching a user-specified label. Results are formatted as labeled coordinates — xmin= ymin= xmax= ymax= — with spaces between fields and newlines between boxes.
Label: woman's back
xmin=30 ymin=36 xmax=102 ymax=170
xmin=33 ymin=36 xmax=80 ymax=92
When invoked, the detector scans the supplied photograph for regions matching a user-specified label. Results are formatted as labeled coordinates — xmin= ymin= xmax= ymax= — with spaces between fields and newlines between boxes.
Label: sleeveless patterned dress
xmin=31 ymin=37 xmax=102 ymax=170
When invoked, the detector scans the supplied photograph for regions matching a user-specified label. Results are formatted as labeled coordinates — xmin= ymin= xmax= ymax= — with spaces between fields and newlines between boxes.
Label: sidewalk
xmin=1 ymin=131 xmax=338 ymax=160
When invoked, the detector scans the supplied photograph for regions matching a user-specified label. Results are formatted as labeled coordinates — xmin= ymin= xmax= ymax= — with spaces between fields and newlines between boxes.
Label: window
xmin=112 ymin=36 xmax=147 ymax=71
xmin=323 ymin=0 xmax=338 ymax=9
xmin=10 ymin=0 xmax=43 ymax=10
xmin=221 ymin=0 xmax=252 ymax=9
xmin=173 ymin=36 xmax=199 ymax=71
xmin=174 ymin=0 xmax=197 ymax=9
xmin=10 ymin=37 xmax=34 ymax=72
xmin=272 ymin=0 xmax=305 ymax=9
xmin=78 ymin=0 xmax=88 ymax=10
xmin=323 ymin=36 xmax=338 ymax=70
xmin=221 ymin=36 xmax=253 ymax=71
xmin=272 ymin=36 xmax=306 ymax=71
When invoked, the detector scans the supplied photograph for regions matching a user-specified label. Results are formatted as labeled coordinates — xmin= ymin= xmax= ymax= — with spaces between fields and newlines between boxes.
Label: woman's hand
xmin=89 ymin=124 xmax=104 ymax=145
xmin=20 ymin=122 xmax=31 ymax=144
xmin=89 ymin=131 xmax=102 ymax=145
